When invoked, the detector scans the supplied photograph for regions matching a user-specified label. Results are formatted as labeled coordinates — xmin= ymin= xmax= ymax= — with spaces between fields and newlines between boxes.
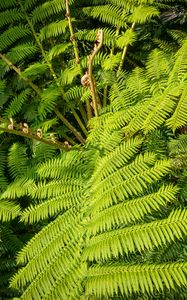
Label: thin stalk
xmin=54 ymin=109 xmax=85 ymax=144
xmin=0 ymin=54 xmax=85 ymax=144
xmin=71 ymin=108 xmax=88 ymax=137
xmin=103 ymin=86 xmax=108 ymax=108
xmin=86 ymin=98 xmax=93 ymax=120
xmin=65 ymin=0 xmax=92 ymax=122
xmin=79 ymin=104 xmax=88 ymax=125
xmin=65 ymin=0 xmax=80 ymax=64
xmin=102 ymin=27 xmax=120 ymax=108
xmin=88 ymin=30 xmax=104 ymax=117
xmin=117 ymin=22 xmax=135 ymax=75
xmin=110 ymin=26 xmax=120 ymax=56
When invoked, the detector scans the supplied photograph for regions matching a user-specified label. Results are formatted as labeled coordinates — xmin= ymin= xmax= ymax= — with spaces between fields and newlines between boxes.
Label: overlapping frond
xmin=10 ymin=125 xmax=187 ymax=298
xmin=85 ymin=262 xmax=187 ymax=298
xmin=87 ymin=184 xmax=179 ymax=235
xmin=0 ymin=26 xmax=31 ymax=51
xmin=0 ymin=200 xmax=21 ymax=222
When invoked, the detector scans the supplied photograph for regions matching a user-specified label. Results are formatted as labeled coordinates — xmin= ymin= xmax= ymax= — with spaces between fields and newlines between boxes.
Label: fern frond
xmin=0 ymin=226 xmax=23 ymax=253
xmin=85 ymin=262 xmax=187 ymax=297
xmin=116 ymin=29 xmax=137 ymax=49
xmin=126 ymin=67 xmax=150 ymax=96
xmin=0 ymin=200 xmax=21 ymax=222
xmin=87 ymin=184 xmax=179 ymax=235
xmin=0 ymin=26 xmax=30 ymax=51
xmin=16 ymin=208 xmax=80 ymax=264
xmin=59 ymin=64 xmax=81 ymax=85
xmin=47 ymin=43 xmax=71 ymax=61
xmin=21 ymin=196 xmax=79 ymax=223
xmin=0 ymin=9 xmax=23 ymax=28
xmin=76 ymin=27 xmax=116 ymax=47
xmin=169 ymin=134 xmax=187 ymax=155
xmin=167 ymin=84 xmax=187 ymax=130
xmin=0 ymin=150 xmax=8 ymax=192
xmin=89 ymin=153 xmax=171 ymax=213
xmin=129 ymin=6 xmax=159 ymax=24
xmin=0 ymin=0 xmax=17 ymax=9
xmin=32 ymin=142 xmax=57 ymax=163
xmin=142 ymin=90 xmax=176 ymax=133
xmin=39 ymin=20 xmax=69 ymax=41
xmin=1 ymin=177 xmax=36 ymax=199
xmin=168 ymin=29 xmax=187 ymax=45
xmin=6 ymin=43 xmax=38 ymax=64
xmin=103 ymin=53 xmax=121 ymax=71
xmin=8 ymin=143 xmax=29 ymax=180
xmin=38 ymin=118 xmax=58 ymax=133
xmin=83 ymin=5 xmax=126 ymax=28
xmin=4 ymin=88 xmax=31 ymax=118
xmin=37 ymin=151 xmax=87 ymax=179
xmin=38 ymin=84 xmax=61 ymax=118
xmin=90 ymin=136 xmax=143 ymax=183
xmin=84 ymin=209 xmax=187 ymax=261
xmin=146 ymin=49 xmax=173 ymax=85
xmin=31 ymin=0 xmax=67 ymax=24
xmin=32 ymin=178 xmax=84 ymax=200
xmin=65 ymin=85 xmax=85 ymax=103
xmin=21 ymin=62 xmax=49 ymax=80
xmin=168 ymin=39 xmax=187 ymax=83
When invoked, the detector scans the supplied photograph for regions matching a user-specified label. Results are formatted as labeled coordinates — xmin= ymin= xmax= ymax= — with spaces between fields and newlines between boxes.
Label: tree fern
xmin=0 ymin=1 xmax=187 ymax=299
xmin=8 ymin=114 xmax=187 ymax=299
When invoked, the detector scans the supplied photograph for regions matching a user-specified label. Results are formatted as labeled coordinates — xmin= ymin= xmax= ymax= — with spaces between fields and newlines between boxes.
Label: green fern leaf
xmin=4 ymin=88 xmax=31 ymax=118
xmin=129 ymin=6 xmax=159 ymax=24
xmin=85 ymin=262 xmax=187 ymax=297
xmin=84 ymin=209 xmax=187 ymax=261
xmin=39 ymin=20 xmax=69 ymax=40
xmin=0 ymin=26 xmax=30 ymax=51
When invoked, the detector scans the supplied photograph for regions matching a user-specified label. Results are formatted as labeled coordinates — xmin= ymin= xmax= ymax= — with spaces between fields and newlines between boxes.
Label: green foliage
xmin=0 ymin=1 xmax=187 ymax=299
xmin=8 ymin=113 xmax=187 ymax=299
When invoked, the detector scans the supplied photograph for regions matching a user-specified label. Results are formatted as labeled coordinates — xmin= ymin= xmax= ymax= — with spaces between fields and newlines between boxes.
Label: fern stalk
xmin=54 ymin=109 xmax=85 ymax=144
xmin=65 ymin=0 xmax=93 ymax=122
xmin=0 ymin=126 xmax=67 ymax=150
xmin=65 ymin=0 xmax=80 ymax=65
xmin=118 ymin=22 xmax=136 ymax=75
xmin=88 ymin=30 xmax=104 ymax=116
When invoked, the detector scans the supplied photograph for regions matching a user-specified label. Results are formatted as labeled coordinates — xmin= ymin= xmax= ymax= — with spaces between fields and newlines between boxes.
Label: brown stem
xmin=88 ymin=30 xmax=104 ymax=116
xmin=79 ymin=103 xmax=88 ymax=125
xmin=54 ymin=109 xmax=85 ymax=144
xmin=0 ymin=126 xmax=68 ymax=150
xmin=65 ymin=0 xmax=93 ymax=123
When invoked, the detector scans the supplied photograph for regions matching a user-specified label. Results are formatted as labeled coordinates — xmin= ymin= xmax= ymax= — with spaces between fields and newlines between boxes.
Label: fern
xmin=85 ymin=262 xmax=187 ymax=297
xmin=39 ymin=20 xmax=69 ymax=40
xmin=4 ymin=88 xmax=31 ymax=118
xmin=0 ymin=1 xmax=187 ymax=299
xmin=0 ymin=26 xmax=31 ymax=51
xmin=9 ymin=121 xmax=187 ymax=299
